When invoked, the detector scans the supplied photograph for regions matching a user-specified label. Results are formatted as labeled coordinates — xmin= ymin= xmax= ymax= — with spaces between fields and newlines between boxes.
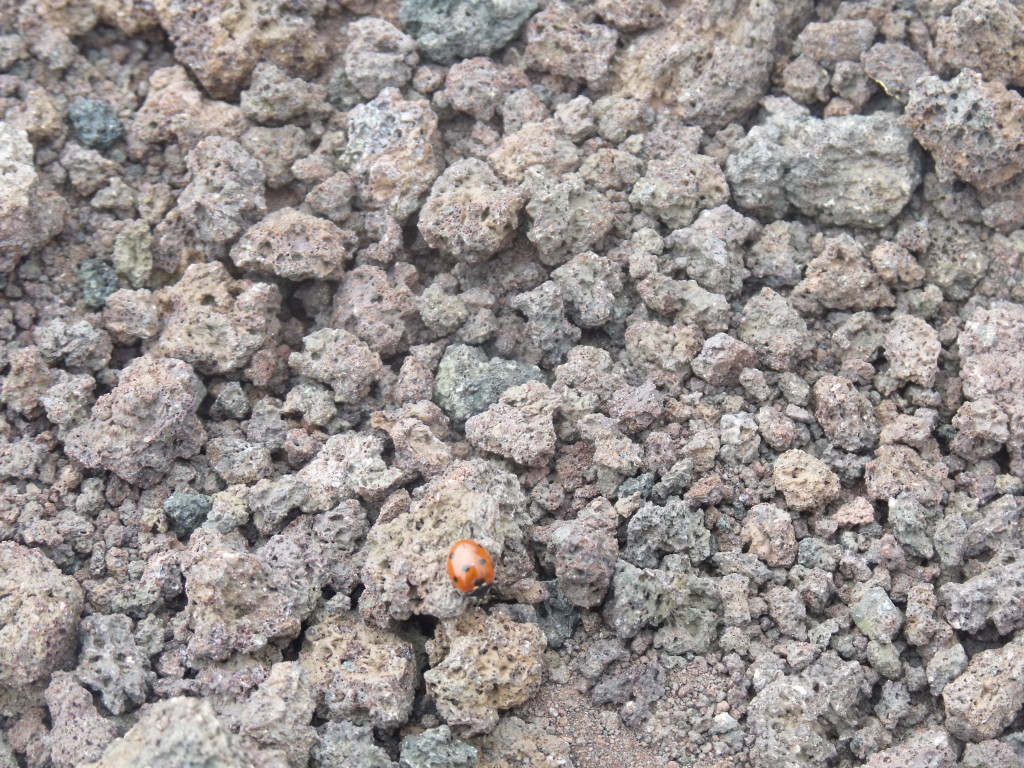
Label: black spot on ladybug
xmin=462 ymin=565 xmax=470 ymax=572
xmin=474 ymin=577 xmax=485 ymax=587
xmin=479 ymin=558 xmax=487 ymax=565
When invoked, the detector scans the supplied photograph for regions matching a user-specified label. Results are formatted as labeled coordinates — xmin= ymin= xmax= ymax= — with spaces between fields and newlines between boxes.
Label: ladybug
xmin=447 ymin=539 xmax=494 ymax=594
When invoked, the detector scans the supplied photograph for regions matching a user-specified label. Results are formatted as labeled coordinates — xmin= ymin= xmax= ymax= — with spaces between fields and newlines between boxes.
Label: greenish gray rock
xmin=210 ymin=382 xmax=250 ymax=420
xmin=399 ymin=0 xmax=539 ymax=64
xmin=400 ymin=725 xmax=476 ymax=768
xmin=604 ymin=557 xmax=721 ymax=654
xmin=163 ymin=492 xmax=213 ymax=538
xmin=68 ymin=98 xmax=124 ymax=150
xmin=887 ymin=493 xmax=934 ymax=560
xmin=312 ymin=722 xmax=396 ymax=768
xmin=865 ymin=640 xmax=902 ymax=679
xmin=726 ymin=104 xmax=920 ymax=228
xmin=623 ymin=497 xmax=711 ymax=568
xmin=111 ymin=220 xmax=153 ymax=288
xmin=850 ymin=586 xmax=904 ymax=643
xmin=433 ymin=343 xmax=543 ymax=424
xmin=78 ymin=259 xmax=118 ymax=308
xmin=926 ymin=642 xmax=967 ymax=696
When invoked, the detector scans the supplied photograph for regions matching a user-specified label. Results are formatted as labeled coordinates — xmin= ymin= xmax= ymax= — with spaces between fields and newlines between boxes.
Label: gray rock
xmin=0 ymin=542 xmax=84 ymax=689
xmin=812 ymin=374 xmax=881 ymax=453
xmin=68 ymin=98 xmax=124 ymax=150
xmin=926 ymin=643 xmax=968 ymax=696
xmin=943 ymin=635 xmax=1024 ymax=742
xmin=664 ymin=205 xmax=758 ymax=298
xmin=749 ymin=652 xmax=871 ymax=768
xmin=941 ymin=560 xmax=1024 ymax=635
xmin=535 ymin=499 xmax=617 ymax=608
xmin=738 ymin=288 xmax=812 ymax=371
xmin=433 ymin=343 xmax=543 ymax=424
xmin=342 ymin=88 xmax=443 ymax=223
xmin=883 ymin=313 xmax=941 ymax=388
xmin=164 ymin=493 xmax=213 ymax=539
xmin=624 ymin=497 xmax=711 ymax=568
xmin=861 ymin=728 xmax=958 ymax=768
xmin=604 ymin=558 xmax=721 ymax=654
xmin=959 ymin=301 xmax=1024 ymax=477
xmin=238 ymin=662 xmax=317 ymax=768
xmin=534 ymin=581 xmax=580 ymax=649
xmin=399 ymin=725 xmax=477 ymax=768
xmin=78 ymin=259 xmax=119 ymax=309
xmin=399 ymin=0 xmax=539 ymax=65
xmin=312 ymin=722 xmax=396 ymax=768
xmin=75 ymin=613 xmax=151 ymax=716
xmin=152 ymin=137 xmax=266 ymax=274
xmin=850 ymin=586 xmax=904 ymax=643
xmin=727 ymin=103 xmax=920 ymax=228
xmin=960 ymin=738 xmax=1024 ymax=768
xmin=888 ymin=494 xmax=935 ymax=560
xmin=81 ymin=697 xmax=256 ymax=768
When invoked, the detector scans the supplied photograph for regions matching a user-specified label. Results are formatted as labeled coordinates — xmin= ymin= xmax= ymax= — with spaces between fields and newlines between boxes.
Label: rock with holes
xmin=299 ymin=610 xmax=415 ymax=730
xmin=359 ymin=460 xmax=534 ymax=626
xmin=147 ymin=262 xmax=281 ymax=375
xmin=424 ymin=608 xmax=546 ymax=736
xmin=0 ymin=542 xmax=83 ymax=690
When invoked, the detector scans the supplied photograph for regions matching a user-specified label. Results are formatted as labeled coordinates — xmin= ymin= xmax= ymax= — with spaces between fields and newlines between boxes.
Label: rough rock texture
xmin=773 ymin=450 xmax=840 ymax=513
xmin=152 ymin=136 xmax=266 ymax=275
xmin=6 ymin=5 xmax=1024 ymax=767
xmin=728 ymin=104 xmax=920 ymax=228
xmin=741 ymin=504 xmax=797 ymax=567
xmin=146 ymin=262 xmax=281 ymax=375
xmin=0 ymin=543 xmax=84 ymax=689
xmin=605 ymin=559 xmax=721 ymax=654
xmin=904 ymin=70 xmax=1024 ymax=191
xmin=81 ymin=697 xmax=260 ymax=767
xmin=957 ymin=301 xmax=1024 ymax=475
xmin=182 ymin=526 xmax=323 ymax=661
xmin=46 ymin=673 xmax=117 ymax=768
xmin=943 ymin=635 xmax=1024 ymax=742
xmin=153 ymin=0 xmax=326 ymax=98
xmin=400 ymin=725 xmax=477 ymax=768
xmin=299 ymin=611 xmax=415 ymax=730
xmin=398 ymin=0 xmax=538 ymax=65
xmin=343 ymin=88 xmax=443 ymax=222
xmin=433 ymin=344 xmax=543 ymax=424
xmin=64 ymin=356 xmax=207 ymax=487
xmin=418 ymin=159 xmax=523 ymax=264
xmin=289 ymin=329 xmax=384 ymax=405
xmin=230 ymin=208 xmax=355 ymax=281
xmin=360 ymin=461 xmax=532 ymax=625
xmin=0 ymin=121 xmax=66 ymax=273
xmin=536 ymin=498 xmax=619 ymax=608
xmin=941 ymin=561 xmax=1024 ymax=636
xmin=465 ymin=381 xmax=559 ymax=467
xmin=748 ymin=653 xmax=871 ymax=768
xmin=238 ymin=662 xmax=316 ymax=767
xmin=74 ymin=613 xmax=150 ymax=716
xmin=424 ymin=609 xmax=546 ymax=736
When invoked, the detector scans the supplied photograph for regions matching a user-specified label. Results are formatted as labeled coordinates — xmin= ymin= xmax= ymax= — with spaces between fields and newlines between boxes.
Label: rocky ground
xmin=0 ymin=0 xmax=1023 ymax=766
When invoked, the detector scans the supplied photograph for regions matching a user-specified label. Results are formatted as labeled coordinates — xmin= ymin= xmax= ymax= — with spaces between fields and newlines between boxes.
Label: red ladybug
xmin=447 ymin=539 xmax=494 ymax=594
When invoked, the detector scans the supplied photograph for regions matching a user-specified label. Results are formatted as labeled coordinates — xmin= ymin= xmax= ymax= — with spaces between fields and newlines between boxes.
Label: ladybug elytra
xmin=447 ymin=539 xmax=494 ymax=594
